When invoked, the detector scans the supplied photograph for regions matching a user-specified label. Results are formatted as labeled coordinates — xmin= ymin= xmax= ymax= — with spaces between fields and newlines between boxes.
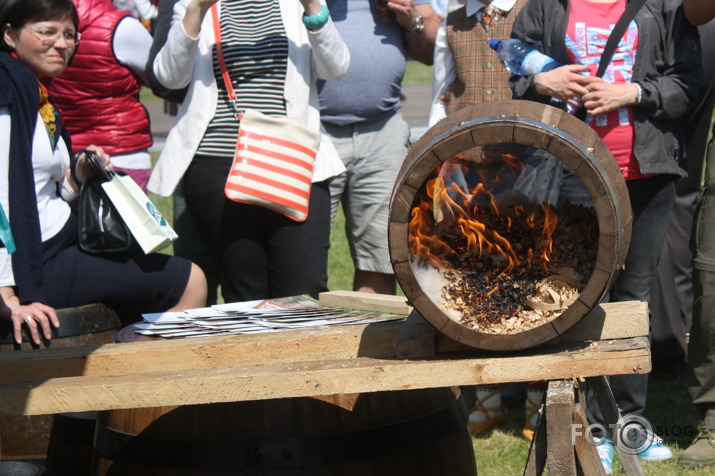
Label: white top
xmin=0 ymin=108 xmax=74 ymax=286
xmin=111 ymin=16 xmax=153 ymax=171
xmin=429 ymin=0 xmax=518 ymax=126
xmin=147 ymin=0 xmax=350 ymax=197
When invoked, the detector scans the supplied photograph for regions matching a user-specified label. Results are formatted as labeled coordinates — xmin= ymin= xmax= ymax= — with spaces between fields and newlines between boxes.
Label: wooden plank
xmin=545 ymin=380 xmax=577 ymax=476
xmin=0 ymin=320 xmax=404 ymax=384
xmin=435 ymin=301 xmax=648 ymax=354
xmin=573 ymin=403 xmax=607 ymax=476
xmin=394 ymin=310 xmax=438 ymax=358
xmin=523 ymin=397 xmax=547 ymax=476
xmin=0 ymin=337 xmax=650 ymax=416
xmin=318 ymin=291 xmax=412 ymax=315
xmin=587 ymin=376 xmax=645 ymax=476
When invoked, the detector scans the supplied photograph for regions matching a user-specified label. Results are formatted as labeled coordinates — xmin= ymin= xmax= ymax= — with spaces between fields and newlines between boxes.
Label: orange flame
xmin=409 ymin=153 xmax=558 ymax=279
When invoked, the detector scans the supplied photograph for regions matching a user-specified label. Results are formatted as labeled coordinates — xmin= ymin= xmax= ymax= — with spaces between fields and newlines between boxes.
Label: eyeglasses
xmin=24 ymin=27 xmax=80 ymax=47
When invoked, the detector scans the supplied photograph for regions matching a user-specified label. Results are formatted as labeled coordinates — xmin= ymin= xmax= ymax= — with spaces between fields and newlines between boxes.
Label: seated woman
xmin=0 ymin=0 xmax=207 ymax=346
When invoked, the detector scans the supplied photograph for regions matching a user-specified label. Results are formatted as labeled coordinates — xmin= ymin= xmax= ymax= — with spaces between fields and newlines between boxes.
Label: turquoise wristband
xmin=302 ymin=5 xmax=330 ymax=31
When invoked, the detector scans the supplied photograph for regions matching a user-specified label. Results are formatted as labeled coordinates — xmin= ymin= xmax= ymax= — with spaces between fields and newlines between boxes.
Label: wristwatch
xmin=405 ymin=12 xmax=425 ymax=33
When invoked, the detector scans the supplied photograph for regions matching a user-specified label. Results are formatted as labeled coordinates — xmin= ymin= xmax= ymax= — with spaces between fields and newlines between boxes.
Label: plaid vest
xmin=445 ymin=0 xmax=527 ymax=114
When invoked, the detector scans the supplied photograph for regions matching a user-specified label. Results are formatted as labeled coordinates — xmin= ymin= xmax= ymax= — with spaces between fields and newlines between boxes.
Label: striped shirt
xmin=196 ymin=0 xmax=288 ymax=158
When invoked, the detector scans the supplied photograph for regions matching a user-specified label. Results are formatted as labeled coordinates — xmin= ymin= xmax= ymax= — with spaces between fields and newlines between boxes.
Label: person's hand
xmin=383 ymin=0 xmax=420 ymax=30
xmin=581 ymin=82 xmax=639 ymax=116
xmin=8 ymin=302 xmax=59 ymax=346
xmin=534 ymin=64 xmax=603 ymax=106
xmin=73 ymin=146 xmax=113 ymax=185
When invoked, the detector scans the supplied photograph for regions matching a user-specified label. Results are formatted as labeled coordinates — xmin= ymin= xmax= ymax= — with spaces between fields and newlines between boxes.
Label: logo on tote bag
xmin=146 ymin=202 xmax=168 ymax=226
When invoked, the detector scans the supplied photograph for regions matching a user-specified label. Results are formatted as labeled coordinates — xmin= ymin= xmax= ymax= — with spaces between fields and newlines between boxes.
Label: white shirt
xmin=0 ymin=109 xmax=74 ymax=286
xmin=429 ymin=0 xmax=518 ymax=126
xmin=111 ymin=16 xmax=154 ymax=171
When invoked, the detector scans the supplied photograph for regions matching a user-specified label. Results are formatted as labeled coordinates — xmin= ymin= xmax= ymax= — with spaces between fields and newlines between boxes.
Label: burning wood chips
xmin=413 ymin=200 xmax=598 ymax=334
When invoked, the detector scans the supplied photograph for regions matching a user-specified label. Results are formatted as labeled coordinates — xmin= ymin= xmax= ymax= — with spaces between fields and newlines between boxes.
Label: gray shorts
xmin=326 ymin=113 xmax=410 ymax=275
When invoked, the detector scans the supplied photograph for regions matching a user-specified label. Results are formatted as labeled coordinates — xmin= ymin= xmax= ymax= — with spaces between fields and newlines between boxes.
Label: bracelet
xmin=302 ymin=5 xmax=330 ymax=31
xmin=634 ymin=83 xmax=643 ymax=105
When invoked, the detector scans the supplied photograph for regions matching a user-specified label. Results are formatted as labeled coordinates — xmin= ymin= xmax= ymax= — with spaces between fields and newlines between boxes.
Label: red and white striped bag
xmin=224 ymin=109 xmax=320 ymax=222
xmin=211 ymin=5 xmax=320 ymax=222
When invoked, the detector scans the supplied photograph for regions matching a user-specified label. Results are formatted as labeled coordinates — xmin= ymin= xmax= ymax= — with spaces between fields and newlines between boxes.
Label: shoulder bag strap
xmin=210 ymin=5 xmax=243 ymax=119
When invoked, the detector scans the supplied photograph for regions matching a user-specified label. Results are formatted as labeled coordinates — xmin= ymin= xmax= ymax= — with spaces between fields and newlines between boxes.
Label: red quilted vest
xmin=48 ymin=0 xmax=152 ymax=155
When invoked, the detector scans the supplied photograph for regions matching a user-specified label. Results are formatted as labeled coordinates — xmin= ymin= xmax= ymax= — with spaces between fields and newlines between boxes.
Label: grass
xmin=144 ymin=64 xmax=710 ymax=476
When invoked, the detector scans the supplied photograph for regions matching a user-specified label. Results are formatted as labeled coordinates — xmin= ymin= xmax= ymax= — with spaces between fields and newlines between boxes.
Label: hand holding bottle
xmin=533 ymin=65 xmax=603 ymax=108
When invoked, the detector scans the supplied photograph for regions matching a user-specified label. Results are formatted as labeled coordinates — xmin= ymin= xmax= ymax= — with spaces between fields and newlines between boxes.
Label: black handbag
xmin=75 ymin=150 xmax=132 ymax=254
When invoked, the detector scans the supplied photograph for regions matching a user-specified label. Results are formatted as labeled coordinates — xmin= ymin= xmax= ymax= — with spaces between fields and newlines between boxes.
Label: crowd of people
xmin=1 ymin=0 xmax=714 ymax=472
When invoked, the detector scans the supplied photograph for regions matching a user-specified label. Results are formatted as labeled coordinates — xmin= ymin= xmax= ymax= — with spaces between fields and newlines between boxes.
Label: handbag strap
xmin=73 ymin=149 xmax=114 ymax=183
xmin=573 ymin=0 xmax=647 ymax=120
xmin=210 ymin=5 xmax=242 ymax=118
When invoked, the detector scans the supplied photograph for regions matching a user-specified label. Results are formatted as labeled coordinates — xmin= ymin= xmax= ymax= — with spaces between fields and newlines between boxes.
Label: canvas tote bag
xmin=211 ymin=5 xmax=321 ymax=222
xmin=100 ymin=174 xmax=178 ymax=254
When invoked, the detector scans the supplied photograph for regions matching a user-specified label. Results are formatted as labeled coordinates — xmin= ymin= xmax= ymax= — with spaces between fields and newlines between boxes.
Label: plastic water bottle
xmin=489 ymin=38 xmax=562 ymax=75
xmin=490 ymin=38 xmax=578 ymax=114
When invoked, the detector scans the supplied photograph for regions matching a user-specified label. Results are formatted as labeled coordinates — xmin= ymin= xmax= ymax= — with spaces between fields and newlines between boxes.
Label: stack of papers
xmin=136 ymin=295 xmax=404 ymax=338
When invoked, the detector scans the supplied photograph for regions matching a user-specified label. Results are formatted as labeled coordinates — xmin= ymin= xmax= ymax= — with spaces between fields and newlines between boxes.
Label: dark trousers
xmin=689 ymin=138 xmax=715 ymax=429
xmin=183 ymin=157 xmax=331 ymax=303
xmin=649 ymin=180 xmax=698 ymax=367
xmin=588 ymin=175 xmax=677 ymax=426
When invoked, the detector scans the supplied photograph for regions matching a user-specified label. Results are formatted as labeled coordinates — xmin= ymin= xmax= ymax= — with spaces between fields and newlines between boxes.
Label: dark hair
xmin=0 ymin=0 xmax=79 ymax=52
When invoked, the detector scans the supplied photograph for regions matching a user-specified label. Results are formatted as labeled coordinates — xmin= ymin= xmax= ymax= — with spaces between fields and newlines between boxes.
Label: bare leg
xmin=169 ymin=263 xmax=208 ymax=311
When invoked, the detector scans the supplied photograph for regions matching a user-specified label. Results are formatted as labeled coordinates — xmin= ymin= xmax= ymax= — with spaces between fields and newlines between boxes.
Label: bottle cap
xmin=489 ymin=38 xmax=501 ymax=50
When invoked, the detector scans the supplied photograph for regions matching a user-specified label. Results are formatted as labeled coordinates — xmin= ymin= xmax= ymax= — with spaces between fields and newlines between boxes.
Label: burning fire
xmin=407 ymin=149 xmax=596 ymax=333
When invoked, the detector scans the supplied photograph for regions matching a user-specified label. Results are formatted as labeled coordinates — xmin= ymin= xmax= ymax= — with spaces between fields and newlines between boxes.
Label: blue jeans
xmin=588 ymin=174 xmax=677 ymax=426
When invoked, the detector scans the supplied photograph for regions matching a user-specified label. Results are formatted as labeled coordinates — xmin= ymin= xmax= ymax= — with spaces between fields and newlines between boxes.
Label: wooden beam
xmin=545 ymin=380 xmax=577 ymax=476
xmin=435 ymin=301 xmax=649 ymax=354
xmin=0 ymin=336 xmax=649 ymax=416
xmin=0 ymin=320 xmax=403 ymax=383
xmin=318 ymin=291 xmax=413 ymax=315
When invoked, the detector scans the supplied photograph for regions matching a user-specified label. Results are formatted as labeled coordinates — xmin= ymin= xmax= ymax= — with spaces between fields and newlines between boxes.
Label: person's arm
xmin=388 ymin=0 xmax=440 ymax=65
xmin=428 ymin=20 xmax=454 ymax=126
xmin=629 ymin=5 xmax=702 ymax=121
xmin=113 ymin=16 xmax=154 ymax=85
xmin=146 ymin=0 xmax=188 ymax=102
xmin=683 ymin=0 xmax=715 ymax=25
xmin=153 ymin=0 xmax=216 ymax=90
xmin=302 ymin=0 xmax=351 ymax=80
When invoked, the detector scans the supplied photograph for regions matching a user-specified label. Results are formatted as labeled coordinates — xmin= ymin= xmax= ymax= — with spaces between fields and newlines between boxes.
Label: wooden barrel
xmin=92 ymin=387 xmax=476 ymax=476
xmin=389 ymin=100 xmax=632 ymax=351
xmin=0 ymin=304 xmax=120 ymax=461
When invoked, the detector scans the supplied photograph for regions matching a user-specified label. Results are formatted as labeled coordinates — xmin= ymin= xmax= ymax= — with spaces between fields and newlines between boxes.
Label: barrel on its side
xmin=389 ymin=100 xmax=632 ymax=351
xmin=0 ymin=304 xmax=120 ymax=461
xmin=93 ymin=387 xmax=477 ymax=476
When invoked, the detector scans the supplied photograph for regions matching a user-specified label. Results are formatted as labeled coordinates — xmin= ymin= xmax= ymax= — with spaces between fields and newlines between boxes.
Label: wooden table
xmin=0 ymin=292 xmax=650 ymax=475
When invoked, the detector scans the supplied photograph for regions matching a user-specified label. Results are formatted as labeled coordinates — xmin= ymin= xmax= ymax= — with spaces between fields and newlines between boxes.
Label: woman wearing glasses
xmin=0 ymin=0 xmax=207 ymax=346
